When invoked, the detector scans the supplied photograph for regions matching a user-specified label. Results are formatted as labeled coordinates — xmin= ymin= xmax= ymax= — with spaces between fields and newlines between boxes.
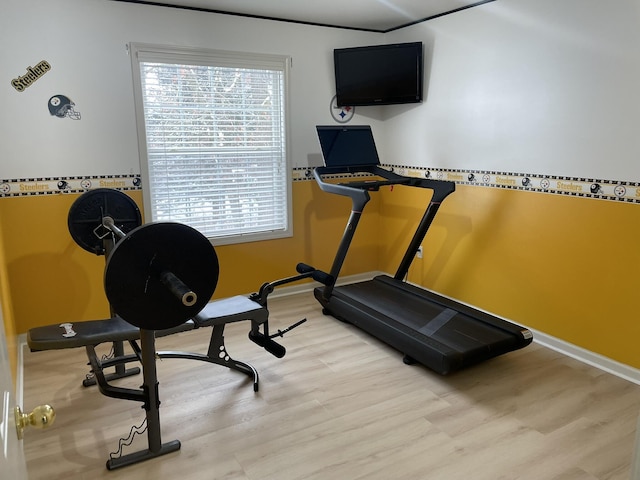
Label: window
xmin=129 ymin=43 xmax=291 ymax=245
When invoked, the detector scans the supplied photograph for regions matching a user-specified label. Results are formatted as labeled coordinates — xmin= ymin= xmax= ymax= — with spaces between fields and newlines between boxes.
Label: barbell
xmin=68 ymin=189 xmax=219 ymax=330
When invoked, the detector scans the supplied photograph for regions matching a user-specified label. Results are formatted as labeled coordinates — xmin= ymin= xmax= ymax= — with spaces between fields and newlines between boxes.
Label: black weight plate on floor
xmin=104 ymin=222 xmax=219 ymax=330
xmin=68 ymin=189 xmax=142 ymax=255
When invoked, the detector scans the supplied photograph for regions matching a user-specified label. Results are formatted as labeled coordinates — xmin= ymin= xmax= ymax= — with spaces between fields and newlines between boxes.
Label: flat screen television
xmin=334 ymin=42 xmax=423 ymax=107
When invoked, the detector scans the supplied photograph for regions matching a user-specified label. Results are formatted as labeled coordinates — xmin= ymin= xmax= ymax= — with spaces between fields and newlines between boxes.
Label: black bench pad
xmin=27 ymin=295 xmax=267 ymax=352
xmin=27 ymin=317 xmax=194 ymax=351
xmin=193 ymin=295 xmax=267 ymax=327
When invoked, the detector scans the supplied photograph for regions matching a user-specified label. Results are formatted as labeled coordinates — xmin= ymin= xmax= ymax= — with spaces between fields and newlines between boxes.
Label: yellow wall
xmin=2 ymin=179 xmax=640 ymax=371
xmin=381 ymin=184 xmax=640 ymax=368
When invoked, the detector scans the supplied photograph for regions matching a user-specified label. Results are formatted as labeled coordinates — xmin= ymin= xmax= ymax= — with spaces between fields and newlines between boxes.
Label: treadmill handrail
xmin=314 ymin=165 xmax=455 ymax=204
xmin=313 ymin=164 xmax=456 ymax=298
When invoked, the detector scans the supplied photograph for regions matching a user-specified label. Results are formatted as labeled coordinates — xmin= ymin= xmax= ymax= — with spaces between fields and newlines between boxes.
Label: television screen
xmin=334 ymin=42 xmax=423 ymax=107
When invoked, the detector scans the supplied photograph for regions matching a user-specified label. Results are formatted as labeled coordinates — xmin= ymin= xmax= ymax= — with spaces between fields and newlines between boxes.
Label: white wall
xmin=381 ymin=0 xmax=640 ymax=181
xmin=1 ymin=0 xmax=379 ymax=179
xmin=3 ymin=0 xmax=639 ymax=182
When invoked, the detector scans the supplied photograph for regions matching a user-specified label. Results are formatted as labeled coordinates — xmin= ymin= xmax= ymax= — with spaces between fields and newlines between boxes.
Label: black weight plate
xmin=104 ymin=222 xmax=219 ymax=330
xmin=68 ymin=189 xmax=142 ymax=255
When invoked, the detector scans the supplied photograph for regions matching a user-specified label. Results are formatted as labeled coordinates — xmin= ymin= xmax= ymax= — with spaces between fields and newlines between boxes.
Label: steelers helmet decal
xmin=48 ymin=94 xmax=81 ymax=120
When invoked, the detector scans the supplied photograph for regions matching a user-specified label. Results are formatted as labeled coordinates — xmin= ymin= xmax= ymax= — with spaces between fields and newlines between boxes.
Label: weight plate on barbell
xmin=68 ymin=189 xmax=142 ymax=255
xmin=104 ymin=222 xmax=219 ymax=330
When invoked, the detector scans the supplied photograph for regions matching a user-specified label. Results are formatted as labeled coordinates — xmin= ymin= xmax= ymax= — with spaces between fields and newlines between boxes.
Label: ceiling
xmin=115 ymin=0 xmax=494 ymax=32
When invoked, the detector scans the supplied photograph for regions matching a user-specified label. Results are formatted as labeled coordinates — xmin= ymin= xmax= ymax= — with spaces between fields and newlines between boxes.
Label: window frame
xmin=129 ymin=42 xmax=293 ymax=246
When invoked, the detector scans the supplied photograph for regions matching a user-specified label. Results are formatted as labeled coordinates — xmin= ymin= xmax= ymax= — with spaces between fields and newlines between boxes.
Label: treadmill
xmin=312 ymin=125 xmax=533 ymax=375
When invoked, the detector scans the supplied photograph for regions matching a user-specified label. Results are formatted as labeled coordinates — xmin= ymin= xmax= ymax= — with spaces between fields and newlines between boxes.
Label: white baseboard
xmin=531 ymin=329 xmax=640 ymax=385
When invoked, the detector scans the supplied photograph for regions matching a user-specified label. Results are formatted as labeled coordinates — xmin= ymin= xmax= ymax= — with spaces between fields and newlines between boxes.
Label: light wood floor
xmin=22 ymin=293 xmax=640 ymax=480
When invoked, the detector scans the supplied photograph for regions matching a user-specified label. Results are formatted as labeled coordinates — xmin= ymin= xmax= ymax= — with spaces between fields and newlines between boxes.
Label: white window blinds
xmin=130 ymin=44 xmax=291 ymax=244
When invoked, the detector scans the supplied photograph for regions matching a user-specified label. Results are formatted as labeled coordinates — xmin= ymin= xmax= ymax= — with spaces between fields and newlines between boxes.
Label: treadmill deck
xmin=315 ymin=275 xmax=532 ymax=374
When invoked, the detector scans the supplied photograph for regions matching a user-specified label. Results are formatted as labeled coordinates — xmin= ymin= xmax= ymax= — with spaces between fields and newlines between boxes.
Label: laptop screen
xmin=316 ymin=125 xmax=380 ymax=168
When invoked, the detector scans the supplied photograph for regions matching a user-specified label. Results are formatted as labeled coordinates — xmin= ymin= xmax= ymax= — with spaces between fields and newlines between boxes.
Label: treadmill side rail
xmin=313 ymin=165 xmax=455 ymax=288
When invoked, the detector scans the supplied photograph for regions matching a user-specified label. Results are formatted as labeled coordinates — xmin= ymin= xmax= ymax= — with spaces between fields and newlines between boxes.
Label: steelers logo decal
xmin=330 ymin=95 xmax=355 ymax=123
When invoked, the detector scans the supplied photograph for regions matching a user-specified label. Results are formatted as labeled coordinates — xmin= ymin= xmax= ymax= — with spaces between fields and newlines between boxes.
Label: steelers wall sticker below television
xmin=330 ymin=95 xmax=355 ymax=123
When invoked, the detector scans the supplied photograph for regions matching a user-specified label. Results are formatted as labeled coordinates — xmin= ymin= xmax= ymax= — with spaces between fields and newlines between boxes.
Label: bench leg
xmin=157 ymin=324 xmax=260 ymax=392
xmin=106 ymin=330 xmax=181 ymax=469
xmin=83 ymin=340 xmax=141 ymax=387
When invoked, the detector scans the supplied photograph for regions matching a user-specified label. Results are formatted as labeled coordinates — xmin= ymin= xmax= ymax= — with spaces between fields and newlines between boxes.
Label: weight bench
xmin=27 ymin=295 xmax=269 ymax=393
xmin=25 ymin=188 xmax=333 ymax=471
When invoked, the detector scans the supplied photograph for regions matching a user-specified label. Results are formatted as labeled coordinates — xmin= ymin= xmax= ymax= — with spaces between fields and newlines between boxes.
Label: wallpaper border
xmin=0 ymin=175 xmax=142 ymax=197
xmin=2 ymin=167 xmax=639 ymax=204
xmin=293 ymin=166 xmax=640 ymax=204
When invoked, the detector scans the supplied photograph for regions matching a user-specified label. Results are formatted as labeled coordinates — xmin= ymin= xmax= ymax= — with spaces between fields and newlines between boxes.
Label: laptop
xmin=316 ymin=125 xmax=380 ymax=168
